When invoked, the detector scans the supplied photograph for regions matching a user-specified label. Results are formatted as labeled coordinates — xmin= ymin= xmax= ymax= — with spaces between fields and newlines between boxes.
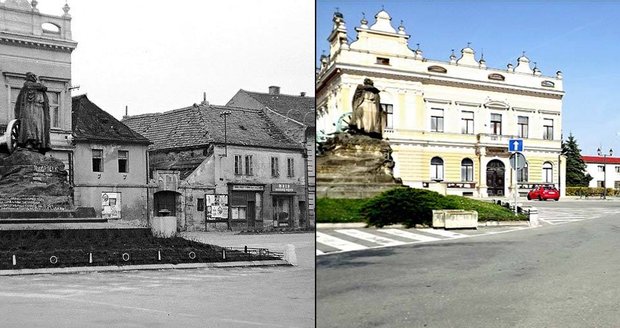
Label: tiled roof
xmin=582 ymin=155 xmax=620 ymax=164
xmin=122 ymin=104 xmax=303 ymax=151
xmin=236 ymin=89 xmax=315 ymax=127
xmin=72 ymin=95 xmax=151 ymax=145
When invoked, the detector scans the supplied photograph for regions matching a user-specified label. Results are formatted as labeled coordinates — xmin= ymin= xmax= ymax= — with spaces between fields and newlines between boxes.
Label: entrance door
xmin=247 ymin=201 xmax=256 ymax=229
xmin=486 ymin=160 xmax=505 ymax=196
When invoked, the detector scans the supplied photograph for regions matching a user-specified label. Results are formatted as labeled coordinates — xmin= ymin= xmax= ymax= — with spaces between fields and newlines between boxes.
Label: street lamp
xmin=597 ymin=147 xmax=613 ymax=199
xmin=220 ymin=110 xmax=231 ymax=157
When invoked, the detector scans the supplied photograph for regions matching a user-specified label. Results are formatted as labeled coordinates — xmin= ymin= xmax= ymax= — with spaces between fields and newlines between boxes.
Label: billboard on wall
xmin=102 ymin=192 xmax=121 ymax=219
xmin=206 ymin=194 xmax=228 ymax=220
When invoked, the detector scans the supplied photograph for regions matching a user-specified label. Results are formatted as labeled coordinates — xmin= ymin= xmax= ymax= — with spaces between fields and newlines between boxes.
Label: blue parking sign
xmin=508 ymin=139 xmax=523 ymax=152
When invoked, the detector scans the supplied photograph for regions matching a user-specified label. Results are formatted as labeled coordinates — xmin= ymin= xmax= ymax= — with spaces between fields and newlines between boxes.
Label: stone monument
xmin=349 ymin=78 xmax=386 ymax=139
xmin=0 ymin=72 xmax=80 ymax=219
xmin=317 ymin=77 xmax=401 ymax=198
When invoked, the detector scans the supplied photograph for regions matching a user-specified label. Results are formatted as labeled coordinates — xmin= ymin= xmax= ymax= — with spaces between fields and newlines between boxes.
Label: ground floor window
xmin=231 ymin=206 xmax=247 ymax=220
xmin=273 ymin=196 xmax=292 ymax=227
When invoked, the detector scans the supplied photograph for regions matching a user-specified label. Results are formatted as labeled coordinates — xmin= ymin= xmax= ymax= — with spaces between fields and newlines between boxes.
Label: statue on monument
xmin=350 ymin=78 xmax=385 ymax=139
xmin=14 ymin=72 xmax=51 ymax=154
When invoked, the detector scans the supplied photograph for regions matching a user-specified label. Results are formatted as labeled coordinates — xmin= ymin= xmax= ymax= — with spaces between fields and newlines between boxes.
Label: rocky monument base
xmin=0 ymin=149 xmax=96 ymax=220
xmin=317 ymin=133 xmax=402 ymax=199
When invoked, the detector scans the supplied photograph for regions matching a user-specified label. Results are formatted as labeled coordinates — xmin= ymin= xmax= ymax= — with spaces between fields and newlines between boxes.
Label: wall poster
xmin=102 ymin=192 xmax=121 ymax=219
xmin=206 ymin=194 xmax=228 ymax=220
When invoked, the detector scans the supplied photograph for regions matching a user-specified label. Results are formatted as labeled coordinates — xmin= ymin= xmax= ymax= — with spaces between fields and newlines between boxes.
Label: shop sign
xmin=272 ymin=183 xmax=295 ymax=193
xmin=232 ymin=185 xmax=264 ymax=191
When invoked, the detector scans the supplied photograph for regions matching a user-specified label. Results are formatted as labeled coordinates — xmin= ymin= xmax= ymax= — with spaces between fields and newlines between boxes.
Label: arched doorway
xmin=487 ymin=160 xmax=505 ymax=196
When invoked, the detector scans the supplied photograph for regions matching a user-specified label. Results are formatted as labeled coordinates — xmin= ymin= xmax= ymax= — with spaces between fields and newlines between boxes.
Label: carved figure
xmin=350 ymin=78 xmax=384 ymax=138
xmin=14 ymin=72 xmax=51 ymax=153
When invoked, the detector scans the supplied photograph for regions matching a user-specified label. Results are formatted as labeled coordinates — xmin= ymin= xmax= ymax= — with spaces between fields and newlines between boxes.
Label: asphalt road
xmin=0 ymin=232 xmax=314 ymax=328
xmin=317 ymin=200 xmax=620 ymax=328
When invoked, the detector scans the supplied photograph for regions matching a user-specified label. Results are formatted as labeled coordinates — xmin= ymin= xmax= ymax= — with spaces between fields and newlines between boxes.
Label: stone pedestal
xmin=317 ymin=133 xmax=402 ymax=198
xmin=0 ymin=149 xmax=73 ymax=214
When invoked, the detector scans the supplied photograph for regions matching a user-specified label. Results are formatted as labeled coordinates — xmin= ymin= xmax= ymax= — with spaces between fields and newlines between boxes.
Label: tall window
xmin=598 ymin=165 xmax=605 ymax=172
xmin=490 ymin=113 xmax=502 ymax=135
xmin=517 ymin=116 xmax=529 ymax=138
xmin=542 ymin=162 xmax=553 ymax=183
xmin=431 ymin=157 xmax=444 ymax=181
xmin=461 ymin=111 xmax=474 ymax=134
xmin=543 ymin=118 xmax=554 ymax=140
xmin=271 ymin=157 xmax=279 ymax=177
xmin=118 ymin=150 xmax=128 ymax=173
xmin=431 ymin=108 xmax=444 ymax=132
xmin=244 ymin=155 xmax=253 ymax=176
xmin=47 ymin=91 xmax=60 ymax=128
xmin=287 ymin=158 xmax=295 ymax=177
xmin=461 ymin=158 xmax=474 ymax=182
xmin=518 ymin=164 xmax=529 ymax=182
xmin=382 ymin=104 xmax=394 ymax=129
xmin=234 ymin=155 xmax=243 ymax=175
xmin=92 ymin=149 xmax=103 ymax=172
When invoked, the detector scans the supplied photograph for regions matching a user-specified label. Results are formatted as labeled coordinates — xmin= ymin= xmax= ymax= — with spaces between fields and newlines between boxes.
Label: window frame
xmin=92 ymin=149 xmax=103 ymax=172
xmin=543 ymin=118 xmax=554 ymax=140
xmin=461 ymin=111 xmax=474 ymax=135
xmin=460 ymin=158 xmax=474 ymax=182
xmin=430 ymin=108 xmax=444 ymax=132
xmin=271 ymin=157 xmax=280 ymax=178
xmin=490 ymin=113 xmax=502 ymax=135
xmin=234 ymin=155 xmax=243 ymax=176
xmin=517 ymin=116 xmax=529 ymax=138
xmin=430 ymin=157 xmax=444 ymax=181
xmin=118 ymin=150 xmax=128 ymax=173
xmin=244 ymin=155 xmax=253 ymax=176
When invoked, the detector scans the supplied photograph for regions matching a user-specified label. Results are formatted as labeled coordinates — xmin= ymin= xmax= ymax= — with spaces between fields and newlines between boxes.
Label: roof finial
xmin=522 ymin=50 xmax=526 ymax=57
xmin=381 ymin=4 xmax=385 ymax=10
xmin=416 ymin=43 xmax=420 ymax=51
xmin=480 ymin=48 xmax=484 ymax=60
xmin=467 ymin=42 xmax=471 ymax=48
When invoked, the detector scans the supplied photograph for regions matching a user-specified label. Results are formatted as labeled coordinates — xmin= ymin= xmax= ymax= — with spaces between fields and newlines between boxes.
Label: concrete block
xmin=444 ymin=210 xmax=478 ymax=229
xmin=432 ymin=210 xmax=446 ymax=228
xmin=283 ymin=244 xmax=297 ymax=266
xmin=528 ymin=207 xmax=540 ymax=227
xmin=151 ymin=216 xmax=177 ymax=238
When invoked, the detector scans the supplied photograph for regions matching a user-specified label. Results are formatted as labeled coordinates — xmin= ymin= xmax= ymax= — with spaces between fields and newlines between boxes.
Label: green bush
xmin=360 ymin=187 xmax=446 ymax=228
xmin=316 ymin=198 xmax=368 ymax=223
xmin=566 ymin=186 xmax=617 ymax=197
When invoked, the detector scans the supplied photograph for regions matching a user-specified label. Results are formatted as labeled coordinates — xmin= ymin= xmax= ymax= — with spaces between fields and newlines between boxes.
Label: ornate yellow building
xmin=316 ymin=10 xmax=566 ymax=198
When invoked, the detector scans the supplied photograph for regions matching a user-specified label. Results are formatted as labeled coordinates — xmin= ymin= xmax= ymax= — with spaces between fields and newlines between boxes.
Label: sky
xmin=317 ymin=0 xmax=620 ymax=157
xmin=36 ymin=0 xmax=314 ymax=119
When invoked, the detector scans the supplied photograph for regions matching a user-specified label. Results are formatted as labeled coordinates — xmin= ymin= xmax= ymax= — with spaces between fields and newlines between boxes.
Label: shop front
xmin=269 ymin=183 xmax=306 ymax=229
xmin=228 ymin=184 xmax=264 ymax=230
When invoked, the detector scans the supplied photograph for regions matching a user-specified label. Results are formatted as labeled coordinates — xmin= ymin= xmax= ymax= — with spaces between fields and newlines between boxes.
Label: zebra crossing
xmin=316 ymin=227 xmax=520 ymax=256
xmin=537 ymin=206 xmax=620 ymax=225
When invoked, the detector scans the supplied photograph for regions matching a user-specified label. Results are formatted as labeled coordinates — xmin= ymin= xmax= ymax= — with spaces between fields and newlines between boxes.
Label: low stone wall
xmin=432 ymin=209 xmax=478 ymax=229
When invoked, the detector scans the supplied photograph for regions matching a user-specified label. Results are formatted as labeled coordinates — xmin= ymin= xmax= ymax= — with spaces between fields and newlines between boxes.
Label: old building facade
xmin=123 ymin=104 xmax=307 ymax=231
xmin=582 ymin=155 xmax=620 ymax=189
xmin=316 ymin=9 xmax=566 ymax=198
xmin=0 ymin=1 xmax=76 ymax=168
xmin=227 ymin=86 xmax=315 ymax=227
xmin=72 ymin=95 xmax=151 ymax=224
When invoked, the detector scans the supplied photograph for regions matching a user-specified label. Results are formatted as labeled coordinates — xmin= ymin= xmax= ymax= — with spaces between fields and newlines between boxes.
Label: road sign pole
xmin=514 ymin=152 xmax=518 ymax=215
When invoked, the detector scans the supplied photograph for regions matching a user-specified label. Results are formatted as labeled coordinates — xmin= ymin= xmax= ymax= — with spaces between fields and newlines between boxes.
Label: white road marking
xmin=335 ymin=229 xmax=406 ymax=246
xmin=378 ymin=229 xmax=440 ymax=242
xmin=418 ymin=228 xmax=468 ymax=239
xmin=316 ymin=249 xmax=324 ymax=255
xmin=316 ymin=231 xmax=367 ymax=251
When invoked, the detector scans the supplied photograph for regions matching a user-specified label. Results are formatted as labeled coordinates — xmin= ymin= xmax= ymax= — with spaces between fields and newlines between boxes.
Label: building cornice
xmin=335 ymin=64 xmax=564 ymax=99
xmin=0 ymin=31 xmax=77 ymax=53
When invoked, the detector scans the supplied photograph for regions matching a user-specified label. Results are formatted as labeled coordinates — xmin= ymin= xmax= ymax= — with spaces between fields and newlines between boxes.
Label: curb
xmin=478 ymin=220 xmax=530 ymax=227
xmin=0 ymin=260 xmax=291 ymax=276
xmin=317 ymin=221 xmax=530 ymax=229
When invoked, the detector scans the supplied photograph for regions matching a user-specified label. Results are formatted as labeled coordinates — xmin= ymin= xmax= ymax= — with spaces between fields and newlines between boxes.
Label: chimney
xmin=268 ymin=86 xmax=280 ymax=95
xmin=300 ymin=92 xmax=306 ymax=97
xmin=125 ymin=105 xmax=128 ymax=116
xmin=201 ymin=91 xmax=209 ymax=105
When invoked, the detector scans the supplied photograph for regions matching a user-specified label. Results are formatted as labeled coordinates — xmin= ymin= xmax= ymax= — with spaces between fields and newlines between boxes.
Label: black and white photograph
xmin=0 ymin=1 xmax=314 ymax=327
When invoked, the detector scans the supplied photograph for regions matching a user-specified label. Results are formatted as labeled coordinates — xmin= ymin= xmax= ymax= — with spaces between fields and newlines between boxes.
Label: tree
xmin=562 ymin=133 xmax=592 ymax=187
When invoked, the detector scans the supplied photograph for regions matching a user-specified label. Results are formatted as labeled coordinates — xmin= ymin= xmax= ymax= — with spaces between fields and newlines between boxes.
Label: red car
xmin=527 ymin=185 xmax=560 ymax=201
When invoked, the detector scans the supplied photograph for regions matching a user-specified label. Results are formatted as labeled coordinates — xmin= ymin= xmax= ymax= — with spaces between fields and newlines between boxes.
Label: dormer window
xmin=376 ymin=57 xmax=390 ymax=65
